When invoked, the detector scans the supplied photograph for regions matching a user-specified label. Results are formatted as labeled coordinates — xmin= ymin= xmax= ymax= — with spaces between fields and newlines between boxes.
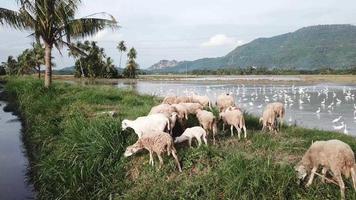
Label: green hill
xmin=158 ymin=24 xmax=356 ymax=72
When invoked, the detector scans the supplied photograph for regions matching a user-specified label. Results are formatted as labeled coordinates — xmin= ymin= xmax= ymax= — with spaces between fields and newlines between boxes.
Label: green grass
xmin=4 ymin=77 xmax=356 ymax=200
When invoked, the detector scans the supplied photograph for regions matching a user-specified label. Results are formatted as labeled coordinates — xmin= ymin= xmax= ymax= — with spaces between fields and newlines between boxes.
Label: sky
xmin=0 ymin=0 xmax=356 ymax=69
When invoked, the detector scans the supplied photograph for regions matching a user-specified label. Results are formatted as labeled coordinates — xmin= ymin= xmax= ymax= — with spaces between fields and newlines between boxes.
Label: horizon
xmin=1 ymin=0 xmax=356 ymax=69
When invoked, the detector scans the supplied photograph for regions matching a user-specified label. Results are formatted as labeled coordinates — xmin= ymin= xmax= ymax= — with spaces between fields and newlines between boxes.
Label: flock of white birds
xmin=120 ymin=82 xmax=356 ymax=136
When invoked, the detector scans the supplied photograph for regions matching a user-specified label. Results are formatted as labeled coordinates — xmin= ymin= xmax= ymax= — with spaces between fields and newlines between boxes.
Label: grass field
xmin=3 ymin=77 xmax=356 ymax=199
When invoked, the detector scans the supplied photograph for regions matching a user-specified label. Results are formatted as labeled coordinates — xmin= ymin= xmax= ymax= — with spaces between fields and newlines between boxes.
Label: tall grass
xmin=4 ymin=77 xmax=356 ymax=199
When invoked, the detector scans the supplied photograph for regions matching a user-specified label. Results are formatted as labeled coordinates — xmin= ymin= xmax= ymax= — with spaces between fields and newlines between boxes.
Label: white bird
xmin=315 ymin=107 xmax=321 ymax=114
xmin=332 ymin=116 xmax=342 ymax=123
xmin=257 ymin=104 xmax=263 ymax=108
xmin=333 ymin=122 xmax=345 ymax=130
xmin=344 ymin=124 xmax=349 ymax=135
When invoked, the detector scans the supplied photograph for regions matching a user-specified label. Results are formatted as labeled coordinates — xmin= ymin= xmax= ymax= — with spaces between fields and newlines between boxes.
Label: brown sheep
xmin=180 ymin=103 xmax=203 ymax=115
xmin=124 ymin=131 xmax=182 ymax=172
xmin=191 ymin=93 xmax=211 ymax=108
xmin=174 ymin=96 xmax=192 ymax=104
xmin=196 ymin=109 xmax=217 ymax=144
xmin=259 ymin=107 xmax=277 ymax=133
xmin=219 ymin=106 xmax=247 ymax=140
xmin=162 ymin=95 xmax=177 ymax=105
xmin=266 ymin=102 xmax=285 ymax=129
xmin=216 ymin=93 xmax=235 ymax=112
xmin=295 ymin=140 xmax=356 ymax=199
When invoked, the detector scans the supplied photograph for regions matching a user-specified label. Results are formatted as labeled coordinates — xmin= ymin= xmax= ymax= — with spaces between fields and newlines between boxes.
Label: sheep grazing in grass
xmin=148 ymin=104 xmax=177 ymax=116
xmin=180 ymin=103 xmax=204 ymax=115
xmin=121 ymin=113 xmax=170 ymax=138
xmin=260 ymin=107 xmax=277 ymax=133
xmin=124 ymin=131 xmax=182 ymax=172
xmin=266 ymin=102 xmax=285 ymax=129
xmin=216 ymin=93 xmax=235 ymax=112
xmin=174 ymin=126 xmax=208 ymax=147
xmin=162 ymin=95 xmax=177 ymax=105
xmin=190 ymin=93 xmax=211 ymax=108
xmin=295 ymin=139 xmax=356 ymax=199
xmin=174 ymin=96 xmax=192 ymax=104
xmin=196 ymin=109 xmax=217 ymax=144
xmin=219 ymin=106 xmax=247 ymax=140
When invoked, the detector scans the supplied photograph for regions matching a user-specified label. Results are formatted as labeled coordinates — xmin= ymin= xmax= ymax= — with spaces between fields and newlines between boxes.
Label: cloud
xmin=89 ymin=29 xmax=123 ymax=42
xmin=201 ymin=34 xmax=243 ymax=47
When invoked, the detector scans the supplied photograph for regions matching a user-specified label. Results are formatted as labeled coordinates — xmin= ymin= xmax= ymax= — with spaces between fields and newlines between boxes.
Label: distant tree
xmin=2 ymin=56 xmax=19 ymax=76
xmin=0 ymin=0 xmax=117 ymax=87
xmin=33 ymin=42 xmax=45 ymax=78
xmin=117 ymin=41 xmax=127 ymax=68
xmin=71 ymin=41 xmax=118 ymax=78
xmin=0 ymin=64 xmax=6 ymax=75
xmin=124 ymin=47 xmax=138 ymax=78
xmin=17 ymin=49 xmax=36 ymax=75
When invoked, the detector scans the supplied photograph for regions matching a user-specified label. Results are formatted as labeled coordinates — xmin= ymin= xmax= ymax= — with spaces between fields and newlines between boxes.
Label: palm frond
xmin=0 ymin=8 xmax=26 ymax=29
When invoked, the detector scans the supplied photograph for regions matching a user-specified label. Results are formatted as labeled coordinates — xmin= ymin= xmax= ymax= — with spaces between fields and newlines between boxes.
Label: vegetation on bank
xmin=4 ymin=77 xmax=356 ymax=199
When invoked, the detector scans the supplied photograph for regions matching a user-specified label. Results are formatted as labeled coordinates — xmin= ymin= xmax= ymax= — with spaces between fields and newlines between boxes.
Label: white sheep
xmin=196 ymin=109 xmax=217 ymax=144
xmin=124 ymin=131 xmax=182 ymax=172
xmin=266 ymin=102 xmax=285 ymax=129
xmin=216 ymin=93 xmax=235 ymax=112
xmin=219 ymin=106 xmax=247 ymax=140
xmin=174 ymin=126 xmax=208 ymax=147
xmin=162 ymin=95 xmax=177 ymax=105
xmin=190 ymin=93 xmax=211 ymax=108
xmin=148 ymin=103 xmax=177 ymax=116
xmin=295 ymin=139 xmax=356 ymax=199
xmin=260 ymin=107 xmax=277 ymax=133
xmin=121 ymin=113 xmax=170 ymax=138
xmin=180 ymin=103 xmax=203 ymax=115
xmin=174 ymin=96 xmax=192 ymax=104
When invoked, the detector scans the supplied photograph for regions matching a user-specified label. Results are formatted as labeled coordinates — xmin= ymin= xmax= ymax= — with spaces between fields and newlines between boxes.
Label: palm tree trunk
xmin=44 ymin=43 xmax=52 ymax=88
xmin=119 ymin=52 xmax=122 ymax=68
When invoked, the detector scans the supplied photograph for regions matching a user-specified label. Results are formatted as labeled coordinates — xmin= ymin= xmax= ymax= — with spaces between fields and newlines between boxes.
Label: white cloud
xmin=201 ymin=34 xmax=243 ymax=47
xmin=90 ymin=29 xmax=123 ymax=42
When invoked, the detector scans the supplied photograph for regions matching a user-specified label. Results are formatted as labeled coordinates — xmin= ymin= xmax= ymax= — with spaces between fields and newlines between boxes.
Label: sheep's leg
xmin=203 ymin=135 xmax=208 ymax=146
xmin=149 ymin=150 xmax=154 ymax=166
xmin=235 ymin=125 xmax=241 ymax=140
xmin=222 ymin=123 xmax=225 ymax=132
xmin=243 ymin=125 xmax=247 ymax=138
xmin=230 ymin=125 xmax=234 ymax=137
xmin=351 ymin=167 xmax=356 ymax=191
xmin=306 ymin=166 xmax=317 ymax=187
xmin=188 ymin=137 xmax=192 ymax=148
xmin=335 ymin=173 xmax=345 ymax=200
xmin=196 ymin=136 xmax=202 ymax=147
xmin=171 ymin=150 xmax=182 ymax=172
xmin=321 ymin=167 xmax=328 ymax=183
xmin=157 ymin=153 xmax=164 ymax=170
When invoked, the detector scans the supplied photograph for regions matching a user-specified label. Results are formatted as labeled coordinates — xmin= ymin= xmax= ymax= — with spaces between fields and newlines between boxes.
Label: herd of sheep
xmin=121 ymin=93 xmax=356 ymax=199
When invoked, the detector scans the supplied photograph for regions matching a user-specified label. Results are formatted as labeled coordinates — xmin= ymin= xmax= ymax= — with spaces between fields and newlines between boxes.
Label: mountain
xmin=148 ymin=60 xmax=181 ymax=70
xmin=157 ymin=24 xmax=356 ymax=72
xmin=53 ymin=66 xmax=75 ymax=75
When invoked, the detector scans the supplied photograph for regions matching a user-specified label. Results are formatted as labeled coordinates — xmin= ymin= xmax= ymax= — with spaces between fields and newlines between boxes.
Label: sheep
xmin=180 ymin=103 xmax=204 ymax=115
xmin=295 ymin=139 xmax=356 ymax=199
xmin=148 ymin=103 xmax=177 ymax=116
xmin=190 ymin=93 xmax=211 ymax=108
xmin=259 ymin=107 xmax=277 ymax=133
xmin=121 ymin=113 xmax=170 ymax=138
xmin=162 ymin=95 xmax=177 ymax=105
xmin=196 ymin=109 xmax=218 ymax=144
xmin=174 ymin=126 xmax=208 ymax=147
xmin=219 ymin=106 xmax=247 ymax=140
xmin=171 ymin=103 xmax=189 ymax=128
xmin=266 ymin=102 xmax=285 ymax=129
xmin=174 ymin=96 xmax=192 ymax=104
xmin=124 ymin=131 xmax=182 ymax=172
xmin=216 ymin=93 xmax=235 ymax=112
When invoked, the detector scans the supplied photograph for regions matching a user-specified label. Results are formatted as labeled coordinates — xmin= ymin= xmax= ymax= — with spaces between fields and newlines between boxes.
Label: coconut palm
xmin=116 ymin=40 xmax=127 ymax=68
xmin=124 ymin=47 xmax=138 ymax=78
xmin=0 ymin=0 xmax=118 ymax=87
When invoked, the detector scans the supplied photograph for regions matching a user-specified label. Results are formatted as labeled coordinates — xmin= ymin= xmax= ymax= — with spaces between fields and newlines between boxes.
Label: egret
xmin=332 ymin=116 xmax=342 ymax=123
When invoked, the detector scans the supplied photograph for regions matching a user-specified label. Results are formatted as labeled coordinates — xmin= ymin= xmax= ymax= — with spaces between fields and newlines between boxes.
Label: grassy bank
xmin=4 ymin=77 xmax=356 ymax=199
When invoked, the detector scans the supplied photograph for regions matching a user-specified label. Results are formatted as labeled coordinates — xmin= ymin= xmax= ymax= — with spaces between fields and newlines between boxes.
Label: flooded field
xmin=0 ymin=90 xmax=34 ymax=199
xmin=118 ymin=80 xmax=356 ymax=136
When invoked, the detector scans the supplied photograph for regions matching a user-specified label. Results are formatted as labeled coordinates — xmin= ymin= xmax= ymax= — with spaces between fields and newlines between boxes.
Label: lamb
xmin=295 ymin=139 xmax=356 ymax=199
xmin=121 ymin=113 xmax=170 ymax=138
xmin=219 ymin=106 xmax=247 ymax=140
xmin=180 ymin=103 xmax=203 ymax=115
xmin=216 ymin=93 xmax=235 ymax=112
xmin=266 ymin=102 xmax=285 ymax=129
xmin=190 ymin=93 xmax=211 ymax=108
xmin=196 ymin=109 xmax=217 ymax=144
xmin=174 ymin=126 xmax=208 ymax=147
xmin=174 ymin=96 xmax=192 ymax=104
xmin=162 ymin=95 xmax=177 ymax=105
xmin=259 ymin=107 xmax=277 ymax=133
xmin=124 ymin=131 xmax=182 ymax=172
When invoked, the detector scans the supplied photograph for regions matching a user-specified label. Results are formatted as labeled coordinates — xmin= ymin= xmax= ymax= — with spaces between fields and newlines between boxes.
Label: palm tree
xmin=0 ymin=0 xmax=118 ymax=87
xmin=125 ymin=47 xmax=138 ymax=78
xmin=116 ymin=41 xmax=127 ymax=68
xmin=127 ymin=47 xmax=137 ymax=60
xmin=32 ymin=42 xmax=45 ymax=78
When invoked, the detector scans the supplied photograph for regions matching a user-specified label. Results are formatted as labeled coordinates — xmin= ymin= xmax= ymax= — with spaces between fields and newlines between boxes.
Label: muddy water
xmin=0 ymin=89 xmax=35 ymax=199
xmin=117 ymin=80 xmax=356 ymax=136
